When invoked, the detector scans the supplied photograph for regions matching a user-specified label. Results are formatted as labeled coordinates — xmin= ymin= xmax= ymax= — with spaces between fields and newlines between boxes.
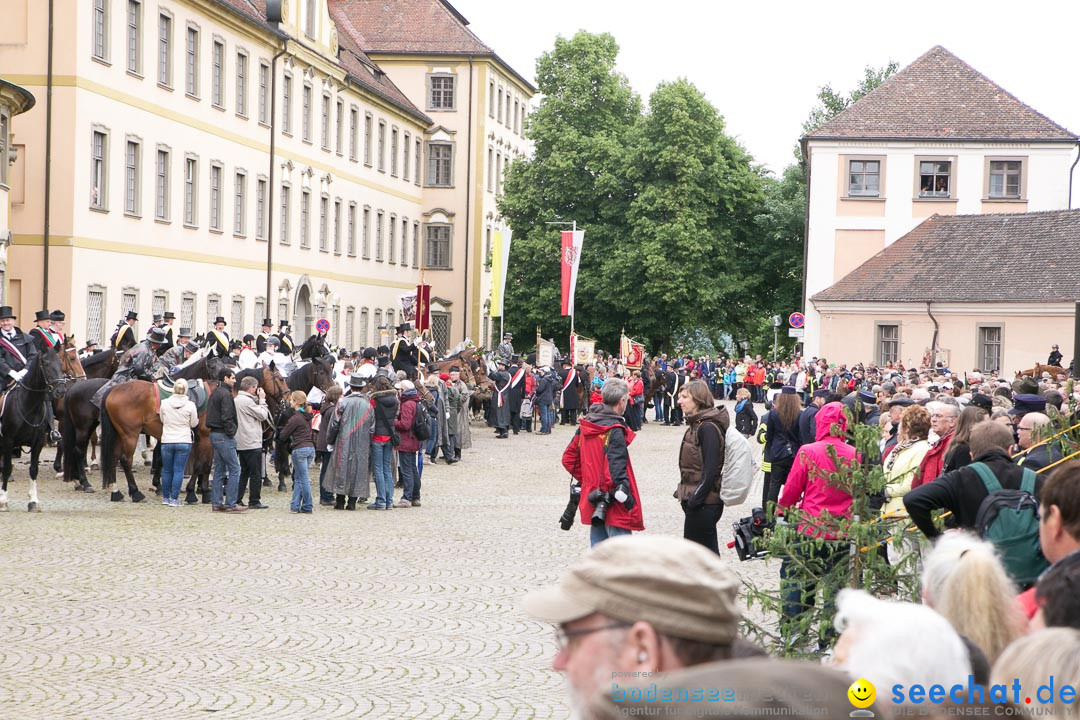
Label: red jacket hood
xmin=814 ymin=402 xmax=847 ymax=441
xmin=579 ymin=410 xmax=636 ymax=444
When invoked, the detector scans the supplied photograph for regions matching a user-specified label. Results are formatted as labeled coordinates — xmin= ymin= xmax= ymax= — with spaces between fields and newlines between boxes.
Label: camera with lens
xmin=587 ymin=489 xmax=613 ymax=526
xmin=559 ymin=481 xmax=582 ymax=531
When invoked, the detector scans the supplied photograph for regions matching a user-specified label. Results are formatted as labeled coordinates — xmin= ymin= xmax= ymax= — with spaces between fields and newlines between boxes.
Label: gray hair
xmin=601 ymin=377 xmax=629 ymax=407
xmin=239 ymin=376 xmax=259 ymax=392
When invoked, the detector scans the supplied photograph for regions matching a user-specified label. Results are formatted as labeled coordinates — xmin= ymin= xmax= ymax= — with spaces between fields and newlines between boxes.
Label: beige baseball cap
xmin=522 ymin=535 xmax=741 ymax=644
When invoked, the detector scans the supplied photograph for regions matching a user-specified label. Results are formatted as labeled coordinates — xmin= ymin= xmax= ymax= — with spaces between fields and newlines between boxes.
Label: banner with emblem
xmin=571 ymin=333 xmax=596 ymax=366
xmin=560 ymin=229 xmax=584 ymax=317
xmin=537 ymin=338 xmax=556 ymax=368
xmin=399 ymin=290 xmax=417 ymax=326
xmin=489 ymin=229 xmax=513 ymax=318
xmin=620 ymin=333 xmax=645 ymax=370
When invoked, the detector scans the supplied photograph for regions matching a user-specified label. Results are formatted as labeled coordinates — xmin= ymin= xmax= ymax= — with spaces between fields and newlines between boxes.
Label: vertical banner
xmin=620 ymin=334 xmax=630 ymax=363
xmin=489 ymin=229 xmax=513 ymax=317
xmin=414 ymin=284 xmax=432 ymax=333
xmin=399 ymin=290 xmax=418 ymax=328
xmin=626 ymin=342 xmax=644 ymax=370
xmin=560 ymin=229 xmax=585 ymax=316
xmin=569 ymin=333 xmax=577 ymax=365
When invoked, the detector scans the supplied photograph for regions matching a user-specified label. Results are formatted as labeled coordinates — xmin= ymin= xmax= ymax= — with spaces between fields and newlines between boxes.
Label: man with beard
xmin=523 ymin=535 xmax=741 ymax=716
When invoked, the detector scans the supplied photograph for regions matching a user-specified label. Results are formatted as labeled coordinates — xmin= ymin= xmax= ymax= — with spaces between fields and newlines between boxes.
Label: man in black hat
xmin=161 ymin=328 xmax=194 ymax=369
xmin=49 ymin=310 xmax=68 ymax=345
xmin=496 ymin=332 xmax=514 ymax=363
xmin=1048 ymin=344 xmax=1064 ymax=368
xmin=255 ymin=318 xmax=275 ymax=355
xmin=29 ymin=310 xmax=63 ymax=353
xmin=92 ymin=326 xmax=169 ymax=408
xmin=390 ymin=323 xmax=416 ymax=378
xmin=276 ymin=321 xmax=295 ymax=356
xmin=112 ymin=311 xmax=138 ymax=352
xmin=159 ymin=311 xmax=176 ymax=354
xmin=558 ymin=359 xmax=581 ymax=426
xmin=490 ymin=357 xmax=511 ymax=438
xmin=0 ymin=306 xmax=38 ymax=388
xmin=799 ymin=388 xmax=832 ymax=446
xmin=205 ymin=316 xmax=231 ymax=359
xmin=506 ymin=354 xmax=527 ymax=435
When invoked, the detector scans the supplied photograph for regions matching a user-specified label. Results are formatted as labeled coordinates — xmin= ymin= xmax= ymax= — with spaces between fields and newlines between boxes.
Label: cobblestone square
xmin=0 ymin=410 xmax=774 ymax=719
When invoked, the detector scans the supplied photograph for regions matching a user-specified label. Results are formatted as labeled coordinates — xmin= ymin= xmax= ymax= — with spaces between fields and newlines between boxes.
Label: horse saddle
xmin=156 ymin=379 xmax=210 ymax=414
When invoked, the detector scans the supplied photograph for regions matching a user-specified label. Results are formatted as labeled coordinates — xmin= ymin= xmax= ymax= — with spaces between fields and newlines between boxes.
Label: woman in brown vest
xmin=675 ymin=379 xmax=728 ymax=553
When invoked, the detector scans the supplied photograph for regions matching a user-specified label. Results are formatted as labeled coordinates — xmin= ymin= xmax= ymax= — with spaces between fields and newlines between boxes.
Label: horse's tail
xmin=99 ymin=399 xmax=117 ymax=489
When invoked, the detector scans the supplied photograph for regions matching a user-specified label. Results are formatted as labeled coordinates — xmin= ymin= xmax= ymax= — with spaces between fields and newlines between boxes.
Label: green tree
xmin=499 ymin=31 xmax=640 ymax=348
xmin=607 ymin=79 xmax=762 ymax=353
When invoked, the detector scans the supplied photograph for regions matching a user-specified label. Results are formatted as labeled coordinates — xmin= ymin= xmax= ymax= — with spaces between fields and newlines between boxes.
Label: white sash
xmin=0 ymin=335 xmax=27 ymax=366
xmin=509 ymin=367 xmax=526 ymax=389
xmin=561 ymin=368 xmax=577 ymax=392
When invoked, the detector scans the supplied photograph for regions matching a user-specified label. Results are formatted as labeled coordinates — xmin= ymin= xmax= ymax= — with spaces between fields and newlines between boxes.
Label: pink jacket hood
xmin=814 ymin=402 xmax=847 ymax=442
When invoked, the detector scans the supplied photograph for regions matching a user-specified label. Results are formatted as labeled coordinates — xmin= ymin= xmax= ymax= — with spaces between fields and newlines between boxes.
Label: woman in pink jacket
xmin=777 ymin=401 xmax=858 ymax=651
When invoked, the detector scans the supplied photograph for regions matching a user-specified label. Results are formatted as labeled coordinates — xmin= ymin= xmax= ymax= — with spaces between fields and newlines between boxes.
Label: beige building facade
xmin=1 ymin=0 xmax=531 ymax=353
xmin=803 ymin=46 xmax=1079 ymax=371
xmin=0 ymin=77 xmax=36 ymax=305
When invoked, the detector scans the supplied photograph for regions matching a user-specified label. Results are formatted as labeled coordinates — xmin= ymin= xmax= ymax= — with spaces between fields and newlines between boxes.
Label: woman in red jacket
xmin=393 ymin=380 xmax=422 ymax=508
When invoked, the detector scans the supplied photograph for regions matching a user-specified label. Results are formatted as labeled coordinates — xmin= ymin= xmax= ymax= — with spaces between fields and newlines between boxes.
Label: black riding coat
xmin=0 ymin=327 xmax=39 ymax=376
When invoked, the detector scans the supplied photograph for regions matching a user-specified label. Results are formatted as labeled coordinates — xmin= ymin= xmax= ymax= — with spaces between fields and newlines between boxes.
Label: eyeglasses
xmin=553 ymin=622 xmax=630 ymax=652
xmin=1018 ymin=427 xmax=1034 ymax=433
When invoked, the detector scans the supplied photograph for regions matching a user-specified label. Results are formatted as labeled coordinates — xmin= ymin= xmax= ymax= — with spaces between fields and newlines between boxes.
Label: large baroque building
xmin=0 ymin=77 xmax=36 ymax=301
xmin=0 ymin=0 xmax=532 ymax=353
xmin=802 ymin=46 xmax=1079 ymax=371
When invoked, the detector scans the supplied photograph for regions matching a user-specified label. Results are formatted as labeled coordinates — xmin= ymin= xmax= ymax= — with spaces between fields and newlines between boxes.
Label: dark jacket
xmin=904 ymin=448 xmax=1045 ymax=540
xmin=535 ymin=373 xmax=555 ymax=405
xmin=316 ymin=400 xmax=337 ymax=450
xmin=1019 ymin=443 xmax=1065 ymax=473
xmin=797 ymin=405 xmax=819 ymax=446
xmin=942 ymin=440 xmax=973 ymax=474
xmin=372 ymin=389 xmax=399 ymax=438
xmin=394 ymin=393 xmax=421 ymax=453
xmin=734 ymin=399 xmax=758 ymax=436
xmin=763 ymin=408 xmax=801 ymax=465
xmin=0 ymin=327 xmax=39 ymax=377
xmin=278 ymin=409 xmax=314 ymax=450
xmin=676 ymin=406 xmax=729 ymax=507
xmin=206 ymin=383 xmax=238 ymax=437
xmin=558 ymin=368 xmax=580 ymax=410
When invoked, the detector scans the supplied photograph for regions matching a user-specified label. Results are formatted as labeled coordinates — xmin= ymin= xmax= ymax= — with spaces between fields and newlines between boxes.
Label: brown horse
xmin=1017 ymin=364 xmax=1067 ymax=378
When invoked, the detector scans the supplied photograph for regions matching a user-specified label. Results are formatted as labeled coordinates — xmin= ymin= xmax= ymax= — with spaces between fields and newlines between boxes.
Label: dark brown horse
xmin=52 ymin=338 xmax=87 ymax=475
xmin=0 ymin=347 xmax=64 ymax=512
xmin=81 ymin=348 xmax=119 ymax=379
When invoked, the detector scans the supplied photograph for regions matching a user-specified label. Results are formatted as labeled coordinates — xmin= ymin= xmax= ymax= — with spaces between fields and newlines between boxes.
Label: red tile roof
xmin=811 ymin=210 xmax=1080 ymax=304
xmin=805 ymin=46 xmax=1077 ymax=142
xmin=330 ymin=0 xmax=536 ymax=91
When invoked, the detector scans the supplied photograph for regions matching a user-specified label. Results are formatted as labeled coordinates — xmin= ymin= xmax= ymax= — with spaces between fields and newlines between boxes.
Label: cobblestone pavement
xmin=0 ymin=401 xmax=777 ymax=719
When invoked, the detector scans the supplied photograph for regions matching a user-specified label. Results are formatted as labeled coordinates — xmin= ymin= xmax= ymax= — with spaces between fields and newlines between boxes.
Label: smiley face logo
xmin=848 ymin=678 xmax=876 ymax=709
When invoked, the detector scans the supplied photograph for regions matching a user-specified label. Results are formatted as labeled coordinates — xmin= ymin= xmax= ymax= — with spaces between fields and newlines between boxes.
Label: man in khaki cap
xmin=522 ymin=535 xmax=741 ymax=716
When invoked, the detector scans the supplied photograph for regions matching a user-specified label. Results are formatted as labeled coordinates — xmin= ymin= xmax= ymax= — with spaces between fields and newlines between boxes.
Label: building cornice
xmin=811 ymin=300 xmax=1078 ymax=317
xmin=0 ymin=79 xmax=36 ymax=115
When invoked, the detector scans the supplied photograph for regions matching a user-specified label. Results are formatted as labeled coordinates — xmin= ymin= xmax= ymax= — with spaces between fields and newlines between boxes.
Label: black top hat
xmin=261 ymin=318 xmax=273 ymax=327
xmin=152 ymin=313 xmax=163 ymax=323
xmin=449 ymin=365 xmax=461 ymax=373
xmin=377 ymin=345 xmax=390 ymax=355
xmin=503 ymin=332 xmax=512 ymax=339
xmin=396 ymin=323 xmax=412 ymax=334
xmin=213 ymin=316 xmax=227 ymax=326
xmin=426 ymin=363 xmax=439 ymax=373
xmin=1 ymin=306 xmax=19 ymax=320
xmin=125 ymin=310 xmax=138 ymax=321
xmin=510 ymin=354 xmax=520 ymax=364
xmin=50 ymin=310 xmax=65 ymax=322
xmin=34 ymin=310 xmax=51 ymax=322
xmin=163 ymin=311 xmax=176 ymax=319
xmin=147 ymin=327 xmax=169 ymax=344
xmin=279 ymin=320 xmax=290 ymax=329
xmin=178 ymin=327 xmax=192 ymax=337
xmin=348 ymin=374 xmax=368 ymax=389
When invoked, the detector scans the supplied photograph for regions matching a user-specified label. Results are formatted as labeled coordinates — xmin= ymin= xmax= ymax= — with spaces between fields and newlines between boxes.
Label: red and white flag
xmin=560 ymin=229 xmax=585 ymax=316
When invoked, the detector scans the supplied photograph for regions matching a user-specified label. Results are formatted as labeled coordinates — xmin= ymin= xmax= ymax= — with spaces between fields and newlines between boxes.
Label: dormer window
xmin=305 ymin=0 xmax=317 ymax=39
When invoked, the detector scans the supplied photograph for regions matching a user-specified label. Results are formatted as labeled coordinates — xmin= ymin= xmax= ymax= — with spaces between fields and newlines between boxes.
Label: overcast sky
xmin=452 ymin=0 xmax=1080 ymax=176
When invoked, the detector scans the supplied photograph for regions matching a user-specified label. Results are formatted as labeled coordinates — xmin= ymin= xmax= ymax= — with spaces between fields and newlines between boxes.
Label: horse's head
xmin=312 ymin=356 xmax=335 ymax=392
xmin=265 ymin=366 xmax=290 ymax=402
xmin=60 ymin=344 xmax=87 ymax=380
xmin=32 ymin=346 xmax=65 ymax=396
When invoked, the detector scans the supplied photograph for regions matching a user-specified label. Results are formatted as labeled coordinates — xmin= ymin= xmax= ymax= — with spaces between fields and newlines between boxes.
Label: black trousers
xmin=560 ymin=408 xmax=578 ymax=425
xmin=236 ymin=448 xmax=263 ymax=504
xmin=510 ymin=411 xmax=521 ymax=434
xmin=682 ymin=502 xmax=725 ymax=554
xmin=765 ymin=457 xmax=794 ymax=510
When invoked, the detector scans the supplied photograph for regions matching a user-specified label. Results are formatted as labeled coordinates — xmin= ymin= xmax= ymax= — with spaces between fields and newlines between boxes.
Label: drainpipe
xmin=463 ymin=55 xmax=474 ymax=345
xmin=265 ymin=43 xmax=289 ymax=312
xmin=799 ymin=138 xmax=810 ymax=316
xmin=926 ymin=302 xmax=939 ymax=365
xmin=42 ymin=0 xmax=55 ymax=308
xmin=1069 ymin=142 xmax=1080 ymax=209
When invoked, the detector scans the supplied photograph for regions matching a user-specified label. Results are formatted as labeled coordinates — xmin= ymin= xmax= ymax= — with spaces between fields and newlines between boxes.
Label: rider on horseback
xmin=90 ymin=326 xmax=170 ymax=409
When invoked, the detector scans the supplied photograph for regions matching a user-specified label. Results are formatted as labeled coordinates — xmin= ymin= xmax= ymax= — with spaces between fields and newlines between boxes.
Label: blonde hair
xmin=289 ymin=390 xmax=308 ymax=409
xmin=171 ymin=378 xmax=189 ymax=396
xmin=922 ymin=532 xmax=1024 ymax=664
xmin=735 ymin=387 xmax=750 ymax=401
xmin=992 ymin=629 xmax=1080 ymax=717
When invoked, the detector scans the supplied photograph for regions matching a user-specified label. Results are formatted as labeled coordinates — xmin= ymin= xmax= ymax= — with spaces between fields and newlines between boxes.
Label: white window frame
xmin=255 ymin=176 xmax=267 ymax=240
xmin=375 ymin=210 xmax=384 ymax=261
xmin=154 ymin=144 xmax=170 ymax=221
xmin=388 ymin=213 xmax=397 ymax=265
xmin=362 ymin=206 xmax=371 ymax=259
xmin=157 ymin=11 xmax=173 ymax=88
xmin=126 ymin=0 xmax=142 ymax=75
xmin=403 ymin=131 xmax=411 ymax=182
xmin=124 ymin=137 xmax=141 ymax=216
xmin=258 ymin=61 xmax=270 ymax=125
xmin=321 ymin=92 xmax=330 ymax=151
xmin=335 ymin=98 xmax=344 ymax=156
xmin=427 ymin=74 xmax=456 ymax=111
xmin=90 ymin=126 xmax=110 ymax=211
xmin=282 ymin=72 xmax=293 ymax=135
xmin=234 ymin=170 xmax=247 ymax=236
xmin=279 ymin=182 xmax=291 ymax=245
xmin=300 ymin=188 xmax=311 ymax=248
xmin=93 ymin=0 xmax=110 ymax=62
xmin=184 ymin=24 xmax=199 ymax=98
xmin=333 ymin=197 xmax=342 ymax=255
xmin=426 ymin=141 xmax=454 ymax=188
xmin=235 ymin=50 xmax=248 ymax=117
xmin=347 ymin=202 xmax=357 ymax=257
xmin=183 ymin=153 xmax=198 ymax=227
xmin=348 ymin=106 xmax=358 ymax=161
xmin=209 ymin=161 xmax=223 ymax=231
xmin=319 ymin=193 xmax=329 ymax=252
xmin=424 ymin=223 xmax=452 ymax=269
xmin=364 ymin=112 xmax=373 ymax=166
xmin=302 ymin=82 xmax=313 ymax=143
xmin=377 ymin=120 xmax=386 ymax=172
xmin=875 ymin=323 xmax=899 ymax=366
xmin=211 ymin=38 xmax=225 ymax=109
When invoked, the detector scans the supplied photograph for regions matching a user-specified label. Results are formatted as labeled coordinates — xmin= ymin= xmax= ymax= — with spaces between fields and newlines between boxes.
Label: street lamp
xmin=771 ymin=315 xmax=782 ymax=362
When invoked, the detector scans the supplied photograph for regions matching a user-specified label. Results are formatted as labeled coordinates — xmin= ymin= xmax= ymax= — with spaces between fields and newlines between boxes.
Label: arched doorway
xmin=294 ymin=283 xmax=313 ymax=338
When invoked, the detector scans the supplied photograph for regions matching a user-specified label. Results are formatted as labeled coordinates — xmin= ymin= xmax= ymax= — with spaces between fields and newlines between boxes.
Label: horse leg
xmin=119 ymin=430 xmax=146 ymax=503
xmin=53 ymin=433 xmax=64 ymax=476
xmin=0 ymin=451 xmax=9 ymax=511
xmin=90 ymin=432 xmax=99 ymax=469
xmin=28 ymin=440 xmax=42 ymax=513
xmin=151 ymin=442 xmax=162 ymax=493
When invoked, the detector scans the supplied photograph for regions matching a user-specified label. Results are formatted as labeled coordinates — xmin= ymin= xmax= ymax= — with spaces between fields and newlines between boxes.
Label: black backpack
xmin=411 ymin=400 xmax=432 ymax=441
xmin=971 ymin=462 xmax=1048 ymax=588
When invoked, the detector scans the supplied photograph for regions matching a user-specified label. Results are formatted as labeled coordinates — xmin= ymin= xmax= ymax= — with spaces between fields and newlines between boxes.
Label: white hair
xmin=910 ymin=388 xmax=931 ymax=403
xmin=834 ymin=589 xmax=970 ymax=692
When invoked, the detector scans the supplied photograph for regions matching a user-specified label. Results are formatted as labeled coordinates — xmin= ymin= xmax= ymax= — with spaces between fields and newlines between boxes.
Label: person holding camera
xmin=674 ymin=379 xmax=728 ymax=554
xmin=560 ymin=378 xmax=644 ymax=546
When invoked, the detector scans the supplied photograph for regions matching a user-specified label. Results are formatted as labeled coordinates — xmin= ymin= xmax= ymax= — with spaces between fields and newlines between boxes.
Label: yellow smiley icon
xmin=848 ymin=678 xmax=876 ymax=709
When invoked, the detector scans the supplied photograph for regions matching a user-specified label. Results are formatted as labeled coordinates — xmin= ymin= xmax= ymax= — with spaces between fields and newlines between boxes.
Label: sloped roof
xmin=805 ymin=46 xmax=1078 ymax=142
xmin=330 ymin=0 xmax=536 ymax=91
xmin=811 ymin=210 xmax=1080 ymax=304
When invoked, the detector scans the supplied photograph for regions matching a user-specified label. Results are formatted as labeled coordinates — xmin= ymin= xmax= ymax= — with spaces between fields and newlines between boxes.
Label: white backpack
xmin=720 ymin=424 xmax=753 ymax=505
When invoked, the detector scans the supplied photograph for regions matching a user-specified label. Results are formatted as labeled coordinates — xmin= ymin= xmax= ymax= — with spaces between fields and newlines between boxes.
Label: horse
xmin=0 ymin=347 xmax=64 ymax=512
xmin=1016 ymin=364 xmax=1067 ymax=379
xmin=81 ymin=348 xmax=118 ymax=379
xmin=51 ymin=338 xmax=88 ymax=476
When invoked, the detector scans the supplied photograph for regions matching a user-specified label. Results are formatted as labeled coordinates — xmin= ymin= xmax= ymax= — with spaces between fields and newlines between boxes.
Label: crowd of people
xmin=542 ymin=342 xmax=1080 ymax=717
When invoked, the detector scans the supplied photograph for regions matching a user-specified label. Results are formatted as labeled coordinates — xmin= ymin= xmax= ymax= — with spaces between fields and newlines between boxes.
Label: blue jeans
xmin=426 ymin=415 xmax=439 ymax=457
xmin=539 ymin=405 xmax=552 ymax=433
xmin=318 ymin=450 xmax=334 ymax=503
xmin=589 ymin=523 xmax=632 ymax=547
xmin=372 ymin=440 xmax=393 ymax=507
xmin=398 ymin=450 xmax=418 ymax=501
xmin=160 ymin=442 xmax=192 ymax=501
xmin=290 ymin=447 xmax=315 ymax=512
xmin=210 ymin=432 xmax=241 ymax=507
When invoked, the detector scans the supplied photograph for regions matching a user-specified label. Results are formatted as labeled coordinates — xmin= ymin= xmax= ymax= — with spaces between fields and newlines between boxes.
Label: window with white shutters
xmin=181 ymin=293 xmax=195 ymax=330
xmin=373 ymin=310 xmax=382 ymax=346
xmin=431 ymin=312 xmax=450 ymax=357
xmin=206 ymin=294 xmax=221 ymax=329
xmin=87 ymin=288 xmax=106 ymax=343
xmin=359 ymin=308 xmax=369 ymax=349
xmin=231 ymin=297 xmax=244 ymax=331
xmin=345 ymin=307 xmax=354 ymax=351
xmin=152 ymin=293 xmax=166 ymax=318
